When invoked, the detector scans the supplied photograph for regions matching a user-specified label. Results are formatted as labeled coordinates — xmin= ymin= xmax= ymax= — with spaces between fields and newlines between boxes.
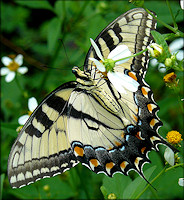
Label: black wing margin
xmin=84 ymin=8 xmax=156 ymax=78
xmin=8 ymin=82 xmax=79 ymax=188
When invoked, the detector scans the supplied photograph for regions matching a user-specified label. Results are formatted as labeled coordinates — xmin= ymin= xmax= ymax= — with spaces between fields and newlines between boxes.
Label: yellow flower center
xmin=8 ymin=61 xmax=20 ymax=72
xmin=166 ymin=131 xmax=183 ymax=144
xmin=16 ymin=125 xmax=23 ymax=133
xmin=108 ymin=193 xmax=116 ymax=199
xmin=163 ymin=72 xmax=176 ymax=83
xmin=28 ymin=111 xmax=33 ymax=116
xmin=43 ymin=184 xmax=50 ymax=191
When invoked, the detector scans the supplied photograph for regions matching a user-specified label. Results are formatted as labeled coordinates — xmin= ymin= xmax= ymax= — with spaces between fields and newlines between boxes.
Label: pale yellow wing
xmin=8 ymin=82 xmax=79 ymax=188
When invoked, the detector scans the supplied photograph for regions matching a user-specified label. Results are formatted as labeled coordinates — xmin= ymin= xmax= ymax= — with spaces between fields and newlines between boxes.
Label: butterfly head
xmin=72 ymin=66 xmax=94 ymax=86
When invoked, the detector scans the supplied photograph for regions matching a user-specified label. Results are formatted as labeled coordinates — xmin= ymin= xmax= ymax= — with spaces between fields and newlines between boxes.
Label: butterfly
xmin=8 ymin=8 xmax=176 ymax=188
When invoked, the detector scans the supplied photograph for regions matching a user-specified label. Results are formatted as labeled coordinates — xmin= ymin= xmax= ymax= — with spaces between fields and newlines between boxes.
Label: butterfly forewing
xmin=84 ymin=8 xmax=156 ymax=78
xmin=8 ymin=82 xmax=79 ymax=188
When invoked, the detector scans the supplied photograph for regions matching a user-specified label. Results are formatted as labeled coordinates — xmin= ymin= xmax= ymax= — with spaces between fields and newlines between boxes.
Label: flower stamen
xmin=166 ymin=130 xmax=183 ymax=144
xmin=8 ymin=61 xmax=20 ymax=71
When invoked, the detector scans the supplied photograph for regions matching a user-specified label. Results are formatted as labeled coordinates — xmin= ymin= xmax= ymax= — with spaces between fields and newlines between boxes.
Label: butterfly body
xmin=8 ymin=8 xmax=177 ymax=189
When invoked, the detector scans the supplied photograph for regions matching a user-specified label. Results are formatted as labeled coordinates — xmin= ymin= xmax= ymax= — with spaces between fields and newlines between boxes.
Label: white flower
xmin=18 ymin=97 xmax=38 ymax=125
xmin=0 ymin=54 xmax=28 ymax=82
xmin=147 ymin=43 xmax=163 ymax=58
xmin=180 ymin=0 xmax=184 ymax=9
xmin=150 ymin=38 xmax=184 ymax=73
xmin=178 ymin=178 xmax=184 ymax=186
xmin=89 ymin=38 xmax=139 ymax=94
xmin=164 ymin=147 xmax=175 ymax=166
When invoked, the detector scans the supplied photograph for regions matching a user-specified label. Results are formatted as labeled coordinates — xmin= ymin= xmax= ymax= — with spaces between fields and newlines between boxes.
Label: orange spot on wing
xmin=128 ymin=72 xmax=137 ymax=81
xmin=150 ymin=118 xmax=155 ymax=126
xmin=120 ymin=161 xmax=127 ymax=169
xmin=141 ymin=87 xmax=148 ymax=96
xmin=115 ymin=141 xmax=121 ymax=147
xmin=135 ymin=131 xmax=141 ymax=140
xmin=74 ymin=146 xmax=84 ymax=157
xmin=135 ymin=157 xmax=139 ymax=164
xmin=141 ymin=147 xmax=146 ymax=154
xmin=106 ymin=162 xmax=114 ymax=169
xmin=147 ymin=104 xmax=152 ymax=112
xmin=121 ymin=132 xmax=125 ymax=138
xmin=90 ymin=159 xmax=99 ymax=167
xmin=133 ymin=115 xmax=138 ymax=122
xmin=108 ymin=146 xmax=113 ymax=150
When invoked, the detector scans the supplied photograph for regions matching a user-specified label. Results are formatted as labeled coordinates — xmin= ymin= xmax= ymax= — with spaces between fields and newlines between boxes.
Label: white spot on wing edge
xmin=41 ymin=167 xmax=49 ymax=174
xmin=33 ymin=169 xmax=40 ymax=176
xmin=10 ymin=175 xmax=17 ymax=184
xmin=17 ymin=172 xmax=25 ymax=182
xmin=25 ymin=171 xmax=33 ymax=179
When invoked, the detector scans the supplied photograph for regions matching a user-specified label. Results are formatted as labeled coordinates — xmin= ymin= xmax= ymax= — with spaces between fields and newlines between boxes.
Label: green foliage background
xmin=1 ymin=0 xmax=183 ymax=199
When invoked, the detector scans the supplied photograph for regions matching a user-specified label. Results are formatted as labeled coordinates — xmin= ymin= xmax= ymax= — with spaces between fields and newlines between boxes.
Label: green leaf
xmin=130 ymin=0 xmax=144 ymax=7
xmin=47 ymin=17 xmax=62 ymax=54
xmin=9 ymin=175 xmax=75 ymax=199
xmin=151 ymin=30 xmax=171 ymax=60
xmin=54 ymin=0 xmax=65 ymax=19
xmin=101 ymin=173 xmax=132 ymax=199
xmin=1 ymin=123 xmax=18 ymax=138
xmin=162 ymin=33 xmax=178 ymax=41
xmin=15 ymin=0 xmax=53 ymax=11
xmin=123 ymin=166 xmax=156 ymax=199
xmin=1 ymin=174 xmax=5 ymax=200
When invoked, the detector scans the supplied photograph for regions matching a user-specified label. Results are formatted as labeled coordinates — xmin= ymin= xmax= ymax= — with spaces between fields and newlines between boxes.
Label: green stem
xmin=144 ymin=8 xmax=184 ymax=38
xmin=135 ymin=167 xmax=166 ymax=199
xmin=165 ymin=163 xmax=184 ymax=172
xmin=15 ymin=75 xmax=28 ymax=98
xmin=114 ymin=48 xmax=148 ymax=63
xmin=166 ymin=0 xmax=178 ymax=29
xmin=135 ymin=163 xmax=184 ymax=199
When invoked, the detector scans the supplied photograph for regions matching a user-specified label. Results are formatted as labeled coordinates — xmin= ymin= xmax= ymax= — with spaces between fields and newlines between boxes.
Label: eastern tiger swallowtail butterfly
xmin=8 ymin=8 xmax=177 ymax=188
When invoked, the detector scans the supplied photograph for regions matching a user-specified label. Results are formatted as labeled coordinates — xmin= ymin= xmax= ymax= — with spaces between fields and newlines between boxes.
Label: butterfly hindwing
xmin=66 ymin=74 xmax=153 ymax=177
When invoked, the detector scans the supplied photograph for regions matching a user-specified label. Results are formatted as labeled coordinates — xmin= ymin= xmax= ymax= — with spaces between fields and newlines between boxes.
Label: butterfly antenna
xmin=58 ymin=39 xmax=71 ymax=67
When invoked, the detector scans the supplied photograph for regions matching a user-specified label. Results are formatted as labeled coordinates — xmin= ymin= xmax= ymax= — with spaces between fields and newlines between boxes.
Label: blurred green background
xmin=1 ymin=0 xmax=183 ymax=199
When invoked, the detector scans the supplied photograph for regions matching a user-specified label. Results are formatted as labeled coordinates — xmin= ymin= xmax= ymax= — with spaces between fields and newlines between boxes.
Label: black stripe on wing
xmin=8 ymin=82 xmax=78 ymax=188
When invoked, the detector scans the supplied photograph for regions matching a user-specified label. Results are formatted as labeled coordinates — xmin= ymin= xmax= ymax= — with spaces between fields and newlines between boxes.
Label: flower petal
xmin=0 ymin=67 xmax=10 ymax=76
xmin=5 ymin=71 xmax=15 ymax=82
xmin=1 ymin=56 xmax=12 ymax=66
xmin=158 ymin=63 xmax=166 ymax=73
xmin=18 ymin=115 xmax=29 ymax=125
xmin=17 ymin=66 xmax=28 ymax=74
xmin=108 ymin=45 xmax=131 ymax=64
xmin=176 ymin=50 xmax=184 ymax=61
xmin=28 ymin=97 xmax=38 ymax=112
xmin=180 ymin=0 xmax=184 ymax=9
xmin=178 ymin=178 xmax=184 ymax=187
xmin=14 ymin=54 xmax=23 ymax=66
xmin=114 ymin=72 xmax=139 ymax=92
xmin=149 ymin=58 xmax=159 ymax=67
xmin=169 ymin=38 xmax=184 ymax=53
xmin=164 ymin=147 xmax=175 ymax=166
xmin=90 ymin=38 xmax=104 ymax=61
xmin=108 ymin=72 xmax=127 ymax=94
xmin=89 ymin=58 xmax=106 ymax=72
